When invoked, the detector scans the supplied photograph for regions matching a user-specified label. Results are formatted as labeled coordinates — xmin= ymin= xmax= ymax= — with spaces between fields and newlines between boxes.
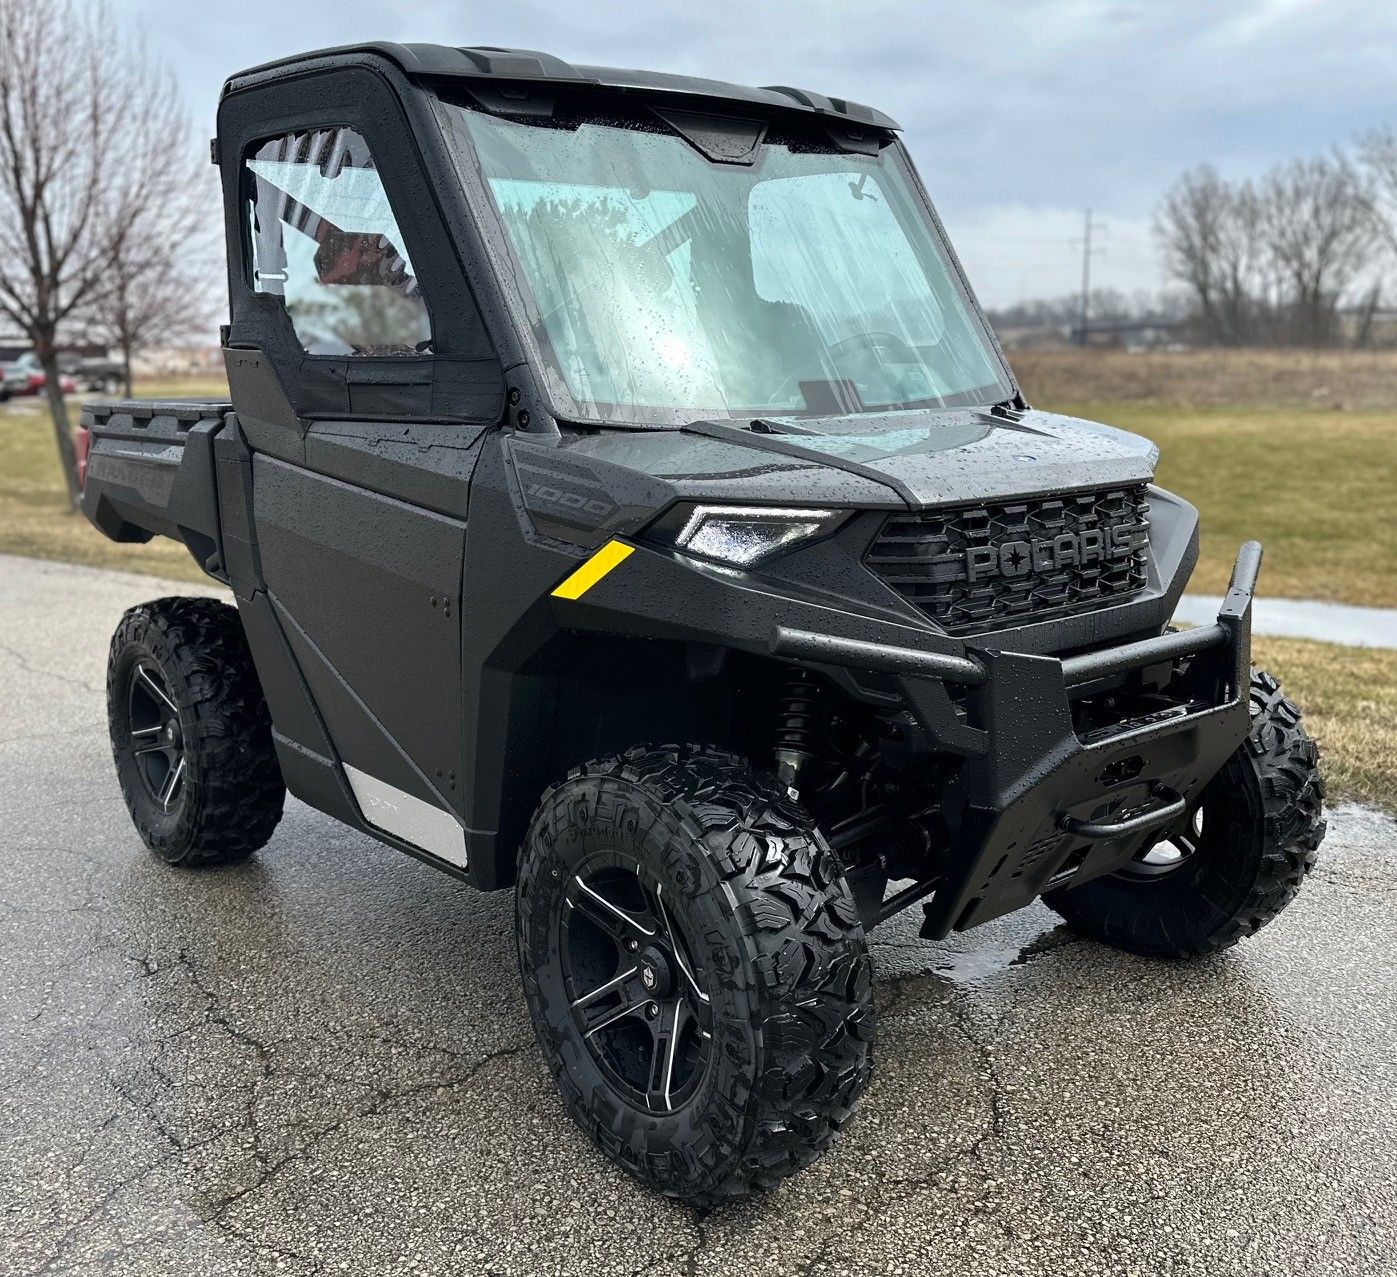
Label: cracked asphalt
xmin=2 ymin=552 xmax=1395 ymax=1276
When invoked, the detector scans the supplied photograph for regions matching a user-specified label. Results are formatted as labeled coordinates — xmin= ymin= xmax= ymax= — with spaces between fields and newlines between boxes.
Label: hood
xmin=762 ymin=407 xmax=1159 ymax=507
xmin=512 ymin=406 xmax=1159 ymax=549
xmin=556 ymin=406 xmax=1157 ymax=511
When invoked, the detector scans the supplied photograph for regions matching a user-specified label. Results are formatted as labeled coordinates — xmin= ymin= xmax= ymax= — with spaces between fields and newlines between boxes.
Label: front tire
xmin=1046 ymin=669 xmax=1325 ymax=958
xmin=516 ymin=745 xmax=874 ymax=1207
xmin=107 ymin=597 xmax=285 ymax=865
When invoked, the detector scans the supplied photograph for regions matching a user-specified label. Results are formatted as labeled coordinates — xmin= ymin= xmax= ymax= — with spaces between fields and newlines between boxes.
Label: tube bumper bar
xmin=1059 ymin=785 xmax=1188 ymax=840
xmin=772 ymin=626 xmax=988 ymax=685
xmin=1060 ymin=623 xmax=1227 ymax=687
xmin=771 ymin=541 xmax=1264 ymax=697
xmin=1062 ymin=541 xmax=1261 ymax=687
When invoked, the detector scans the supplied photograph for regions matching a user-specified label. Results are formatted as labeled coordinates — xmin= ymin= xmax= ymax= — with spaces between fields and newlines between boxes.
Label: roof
xmin=222 ymin=42 xmax=901 ymax=131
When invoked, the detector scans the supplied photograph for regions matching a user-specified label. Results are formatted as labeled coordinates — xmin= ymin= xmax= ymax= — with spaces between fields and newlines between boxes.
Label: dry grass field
xmin=1253 ymin=635 xmax=1397 ymax=812
xmin=1013 ymin=346 xmax=1397 ymax=412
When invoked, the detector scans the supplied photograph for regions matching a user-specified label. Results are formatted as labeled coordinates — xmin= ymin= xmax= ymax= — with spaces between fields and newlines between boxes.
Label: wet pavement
xmin=2 ymin=552 xmax=1395 ymax=1276
xmin=1175 ymin=593 xmax=1397 ymax=648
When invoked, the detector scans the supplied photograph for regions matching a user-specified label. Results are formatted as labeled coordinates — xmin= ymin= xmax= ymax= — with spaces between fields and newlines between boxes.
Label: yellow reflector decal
xmin=551 ymin=539 xmax=635 ymax=600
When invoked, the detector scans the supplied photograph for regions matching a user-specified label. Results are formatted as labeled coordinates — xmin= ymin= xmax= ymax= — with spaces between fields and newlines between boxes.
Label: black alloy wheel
xmin=561 ymin=862 xmax=713 ymax=1114
xmin=125 ymin=660 xmax=189 ymax=815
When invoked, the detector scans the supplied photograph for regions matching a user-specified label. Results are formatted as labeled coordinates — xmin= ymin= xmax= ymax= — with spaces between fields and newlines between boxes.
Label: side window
xmin=244 ymin=127 xmax=432 ymax=357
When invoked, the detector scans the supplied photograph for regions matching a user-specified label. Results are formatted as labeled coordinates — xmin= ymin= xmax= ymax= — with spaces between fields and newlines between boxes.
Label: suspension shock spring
xmin=773 ymin=669 xmax=825 ymax=797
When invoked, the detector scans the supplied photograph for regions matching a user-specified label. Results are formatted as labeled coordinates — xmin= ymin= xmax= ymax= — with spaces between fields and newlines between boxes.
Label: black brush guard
xmin=775 ymin=542 xmax=1261 ymax=938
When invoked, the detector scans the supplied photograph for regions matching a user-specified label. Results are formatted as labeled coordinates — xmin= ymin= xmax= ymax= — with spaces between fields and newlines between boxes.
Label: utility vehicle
xmin=81 ymin=43 xmax=1325 ymax=1207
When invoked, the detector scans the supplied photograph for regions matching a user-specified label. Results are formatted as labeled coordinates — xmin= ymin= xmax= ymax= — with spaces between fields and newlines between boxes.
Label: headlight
xmin=648 ymin=504 xmax=842 ymax=567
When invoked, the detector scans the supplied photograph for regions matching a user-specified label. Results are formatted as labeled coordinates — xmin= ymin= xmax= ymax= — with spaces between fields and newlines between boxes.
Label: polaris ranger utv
xmin=81 ymin=43 xmax=1325 ymax=1206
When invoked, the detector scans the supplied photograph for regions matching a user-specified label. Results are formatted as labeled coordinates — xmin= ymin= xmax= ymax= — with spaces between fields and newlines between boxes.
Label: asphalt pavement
xmin=2 ymin=552 xmax=1394 ymax=1276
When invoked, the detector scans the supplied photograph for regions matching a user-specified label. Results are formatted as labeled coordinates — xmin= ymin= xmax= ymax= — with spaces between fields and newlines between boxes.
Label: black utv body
xmin=81 ymin=44 xmax=1325 ymax=1206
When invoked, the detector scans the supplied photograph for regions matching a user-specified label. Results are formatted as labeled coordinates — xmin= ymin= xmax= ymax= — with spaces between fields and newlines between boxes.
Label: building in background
xmin=130 ymin=346 xmax=224 ymax=378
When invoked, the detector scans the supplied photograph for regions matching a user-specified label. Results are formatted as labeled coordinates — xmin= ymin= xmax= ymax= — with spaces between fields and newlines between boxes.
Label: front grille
xmin=865 ymin=485 xmax=1151 ymax=634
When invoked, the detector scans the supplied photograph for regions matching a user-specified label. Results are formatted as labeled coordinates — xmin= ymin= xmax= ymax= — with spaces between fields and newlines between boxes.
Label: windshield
xmin=447 ymin=102 xmax=1012 ymax=426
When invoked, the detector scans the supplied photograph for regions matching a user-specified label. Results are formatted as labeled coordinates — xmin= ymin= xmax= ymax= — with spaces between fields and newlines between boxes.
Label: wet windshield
xmin=448 ymin=102 xmax=1011 ymax=426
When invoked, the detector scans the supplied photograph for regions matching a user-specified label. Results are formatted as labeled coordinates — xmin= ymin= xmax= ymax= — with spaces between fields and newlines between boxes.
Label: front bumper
xmin=782 ymin=542 xmax=1260 ymax=938
xmin=550 ymin=522 xmax=1259 ymax=936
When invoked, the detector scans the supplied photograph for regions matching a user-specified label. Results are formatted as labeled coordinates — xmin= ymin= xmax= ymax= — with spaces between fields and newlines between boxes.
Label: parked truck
xmin=79 ymin=43 xmax=1325 ymax=1206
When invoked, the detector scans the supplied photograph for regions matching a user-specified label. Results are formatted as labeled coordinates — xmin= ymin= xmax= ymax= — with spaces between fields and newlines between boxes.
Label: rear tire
xmin=1045 ymin=669 xmax=1325 ymax=958
xmin=516 ymin=744 xmax=874 ymax=1207
xmin=107 ymin=597 xmax=284 ymax=866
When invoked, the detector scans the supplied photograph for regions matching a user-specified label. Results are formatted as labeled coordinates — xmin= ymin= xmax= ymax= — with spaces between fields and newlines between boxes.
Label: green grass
xmin=1047 ymin=403 xmax=1397 ymax=607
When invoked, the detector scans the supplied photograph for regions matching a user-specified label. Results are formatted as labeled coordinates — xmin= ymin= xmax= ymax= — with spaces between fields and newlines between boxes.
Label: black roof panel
xmin=223 ymin=42 xmax=900 ymax=131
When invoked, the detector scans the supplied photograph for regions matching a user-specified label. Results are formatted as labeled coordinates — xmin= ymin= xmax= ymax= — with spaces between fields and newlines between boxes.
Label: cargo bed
xmin=81 ymin=399 xmax=234 ymax=581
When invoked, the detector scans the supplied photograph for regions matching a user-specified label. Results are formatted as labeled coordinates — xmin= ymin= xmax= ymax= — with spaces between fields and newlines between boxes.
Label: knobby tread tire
xmin=1046 ymin=668 xmax=1325 ymax=958
xmin=107 ymin=596 xmax=284 ymax=865
xmin=517 ymin=744 xmax=873 ymax=1207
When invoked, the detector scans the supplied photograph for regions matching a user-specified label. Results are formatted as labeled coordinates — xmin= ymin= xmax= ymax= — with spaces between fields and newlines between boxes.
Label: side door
xmin=218 ymin=70 xmax=505 ymax=869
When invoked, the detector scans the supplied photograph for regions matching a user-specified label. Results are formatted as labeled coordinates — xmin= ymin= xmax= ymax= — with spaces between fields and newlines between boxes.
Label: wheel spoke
xmin=131 ymin=724 xmax=163 ymax=739
xmin=137 ymin=667 xmax=178 ymax=715
xmin=655 ymin=885 xmax=709 ymax=1005
xmin=1171 ymin=830 xmax=1199 ymax=858
xmin=648 ymin=999 xmax=685 ymax=1112
xmin=158 ymin=755 xmax=185 ymax=810
xmin=568 ymin=875 xmax=657 ymax=943
xmin=133 ymin=741 xmax=170 ymax=758
xmin=581 ymin=984 xmax=650 ymax=1038
xmin=570 ymin=965 xmax=638 ymax=1010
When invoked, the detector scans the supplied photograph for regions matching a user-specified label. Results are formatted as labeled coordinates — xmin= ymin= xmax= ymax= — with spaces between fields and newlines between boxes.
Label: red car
xmin=0 ymin=353 xmax=77 ymax=399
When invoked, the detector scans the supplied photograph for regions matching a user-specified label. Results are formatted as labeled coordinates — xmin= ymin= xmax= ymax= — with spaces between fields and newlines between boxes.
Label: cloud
xmin=112 ymin=0 xmax=1395 ymax=302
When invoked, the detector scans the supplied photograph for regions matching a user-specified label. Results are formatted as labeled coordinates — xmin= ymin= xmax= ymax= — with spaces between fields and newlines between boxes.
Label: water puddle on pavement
xmin=868 ymin=888 xmax=1079 ymax=991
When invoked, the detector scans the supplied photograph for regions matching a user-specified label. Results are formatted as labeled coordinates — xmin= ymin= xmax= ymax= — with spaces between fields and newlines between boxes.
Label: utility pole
xmin=1078 ymin=208 xmax=1094 ymax=347
xmin=1072 ymin=209 xmax=1106 ymax=348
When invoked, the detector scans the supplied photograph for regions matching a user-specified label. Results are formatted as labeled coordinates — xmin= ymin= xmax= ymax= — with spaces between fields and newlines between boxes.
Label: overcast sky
xmin=112 ymin=0 xmax=1396 ymax=307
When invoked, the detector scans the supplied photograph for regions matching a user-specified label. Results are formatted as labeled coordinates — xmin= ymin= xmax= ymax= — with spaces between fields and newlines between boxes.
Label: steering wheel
xmin=762 ymin=330 xmax=922 ymax=410
xmin=828 ymin=330 xmax=921 ymax=365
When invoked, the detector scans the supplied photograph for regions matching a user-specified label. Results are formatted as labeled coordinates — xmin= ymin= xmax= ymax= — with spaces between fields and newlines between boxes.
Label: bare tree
xmin=87 ymin=237 xmax=216 ymax=397
xmin=79 ymin=70 xmax=215 ymax=396
xmin=1357 ymin=127 xmax=1397 ymax=260
xmin=1257 ymin=156 xmax=1377 ymax=345
xmin=1155 ymin=165 xmax=1267 ymax=345
xmin=1159 ymin=155 xmax=1380 ymax=348
xmin=1351 ymin=280 xmax=1384 ymax=348
xmin=0 ymin=0 xmax=202 ymax=508
xmin=1156 ymin=168 xmax=1216 ymax=337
